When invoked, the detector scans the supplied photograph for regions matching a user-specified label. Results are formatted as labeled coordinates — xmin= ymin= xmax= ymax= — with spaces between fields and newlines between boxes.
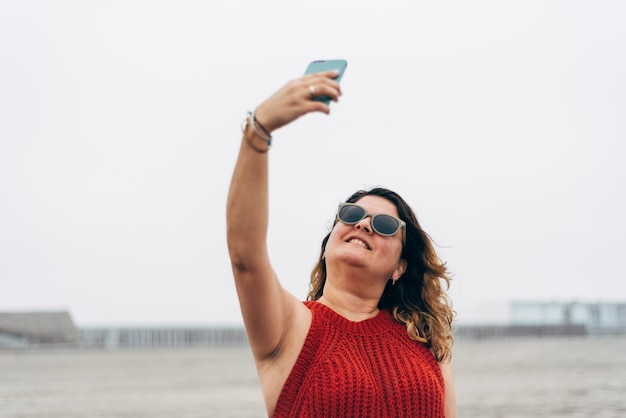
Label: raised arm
xmin=226 ymin=71 xmax=341 ymax=361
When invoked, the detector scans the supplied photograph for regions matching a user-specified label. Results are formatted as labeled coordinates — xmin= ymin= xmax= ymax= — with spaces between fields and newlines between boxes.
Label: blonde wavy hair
xmin=307 ymin=188 xmax=455 ymax=362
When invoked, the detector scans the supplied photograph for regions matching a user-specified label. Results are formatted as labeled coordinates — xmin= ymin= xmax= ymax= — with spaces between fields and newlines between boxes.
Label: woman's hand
xmin=253 ymin=70 xmax=342 ymax=133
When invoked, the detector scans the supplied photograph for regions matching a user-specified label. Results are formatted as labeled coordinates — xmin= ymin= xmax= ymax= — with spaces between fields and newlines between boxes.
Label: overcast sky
xmin=1 ymin=1 xmax=625 ymax=326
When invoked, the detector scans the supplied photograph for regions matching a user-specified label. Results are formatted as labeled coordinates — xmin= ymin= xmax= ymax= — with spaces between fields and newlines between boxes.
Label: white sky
xmin=1 ymin=1 xmax=625 ymax=326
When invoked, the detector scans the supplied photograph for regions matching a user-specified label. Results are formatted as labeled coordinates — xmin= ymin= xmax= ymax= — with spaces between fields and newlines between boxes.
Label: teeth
xmin=349 ymin=239 xmax=368 ymax=249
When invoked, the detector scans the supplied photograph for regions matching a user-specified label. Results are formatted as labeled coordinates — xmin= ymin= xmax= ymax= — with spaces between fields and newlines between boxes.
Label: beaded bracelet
xmin=241 ymin=111 xmax=272 ymax=153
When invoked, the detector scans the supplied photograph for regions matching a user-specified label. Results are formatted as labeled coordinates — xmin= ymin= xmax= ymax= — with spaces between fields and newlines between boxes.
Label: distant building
xmin=511 ymin=301 xmax=626 ymax=335
xmin=0 ymin=311 xmax=81 ymax=348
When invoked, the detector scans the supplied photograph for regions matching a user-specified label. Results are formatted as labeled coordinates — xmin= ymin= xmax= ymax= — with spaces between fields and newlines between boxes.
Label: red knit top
xmin=273 ymin=301 xmax=445 ymax=417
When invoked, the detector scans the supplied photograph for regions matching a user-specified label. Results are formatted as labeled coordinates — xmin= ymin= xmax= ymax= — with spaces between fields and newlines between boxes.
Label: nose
xmin=354 ymin=216 xmax=373 ymax=234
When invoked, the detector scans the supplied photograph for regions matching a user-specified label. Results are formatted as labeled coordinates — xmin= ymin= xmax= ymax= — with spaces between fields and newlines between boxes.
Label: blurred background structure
xmin=2 ymin=301 xmax=625 ymax=350
xmin=0 ymin=311 xmax=80 ymax=347
xmin=512 ymin=301 xmax=626 ymax=335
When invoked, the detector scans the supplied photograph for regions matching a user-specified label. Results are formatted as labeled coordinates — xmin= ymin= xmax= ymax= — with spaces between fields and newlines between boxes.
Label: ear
xmin=392 ymin=258 xmax=408 ymax=281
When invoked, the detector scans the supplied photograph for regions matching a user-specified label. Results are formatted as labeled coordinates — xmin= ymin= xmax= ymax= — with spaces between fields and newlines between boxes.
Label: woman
xmin=226 ymin=70 xmax=455 ymax=417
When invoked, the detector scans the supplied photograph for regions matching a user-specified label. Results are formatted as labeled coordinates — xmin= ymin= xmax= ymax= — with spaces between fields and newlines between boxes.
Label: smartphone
xmin=304 ymin=59 xmax=348 ymax=104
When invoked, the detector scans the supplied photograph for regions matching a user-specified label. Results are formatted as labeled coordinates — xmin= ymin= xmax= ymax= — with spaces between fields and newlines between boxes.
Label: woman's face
xmin=325 ymin=195 xmax=407 ymax=282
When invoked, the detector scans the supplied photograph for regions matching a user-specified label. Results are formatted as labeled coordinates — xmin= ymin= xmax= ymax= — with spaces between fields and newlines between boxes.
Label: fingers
xmin=253 ymin=72 xmax=341 ymax=132
xmin=305 ymin=83 xmax=340 ymax=103
xmin=303 ymin=99 xmax=331 ymax=115
xmin=303 ymin=69 xmax=342 ymax=81
xmin=303 ymin=71 xmax=342 ymax=102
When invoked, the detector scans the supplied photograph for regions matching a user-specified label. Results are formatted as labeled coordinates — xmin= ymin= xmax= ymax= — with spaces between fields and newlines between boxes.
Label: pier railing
xmin=80 ymin=326 xmax=248 ymax=348
xmin=4 ymin=323 xmax=624 ymax=350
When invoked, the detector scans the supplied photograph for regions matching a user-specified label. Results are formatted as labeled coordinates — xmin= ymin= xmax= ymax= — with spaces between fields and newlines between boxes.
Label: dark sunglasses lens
xmin=338 ymin=205 xmax=366 ymax=224
xmin=373 ymin=215 xmax=400 ymax=235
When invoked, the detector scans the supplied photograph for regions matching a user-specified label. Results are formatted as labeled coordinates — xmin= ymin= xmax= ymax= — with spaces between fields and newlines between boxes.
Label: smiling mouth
xmin=348 ymin=238 xmax=370 ymax=250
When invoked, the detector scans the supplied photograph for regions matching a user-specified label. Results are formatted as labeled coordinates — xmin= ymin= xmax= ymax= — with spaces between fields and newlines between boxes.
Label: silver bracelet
xmin=241 ymin=111 xmax=271 ymax=153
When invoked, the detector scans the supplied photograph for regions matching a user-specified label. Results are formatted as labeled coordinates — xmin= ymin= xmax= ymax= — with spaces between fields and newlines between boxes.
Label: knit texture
xmin=273 ymin=301 xmax=445 ymax=417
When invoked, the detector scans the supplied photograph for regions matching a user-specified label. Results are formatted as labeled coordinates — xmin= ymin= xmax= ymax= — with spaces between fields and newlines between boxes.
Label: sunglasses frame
xmin=336 ymin=203 xmax=406 ymax=245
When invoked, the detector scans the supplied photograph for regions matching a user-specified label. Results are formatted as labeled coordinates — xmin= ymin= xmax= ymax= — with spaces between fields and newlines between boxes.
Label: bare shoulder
xmin=267 ymin=293 xmax=312 ymax=359
xmin=264 ymin=295 xmax=312 ymax=362
xmin=439 ymin=358 xmax=456 ymax=418
xmin=256 ymin=297 xmax=312 ymax=416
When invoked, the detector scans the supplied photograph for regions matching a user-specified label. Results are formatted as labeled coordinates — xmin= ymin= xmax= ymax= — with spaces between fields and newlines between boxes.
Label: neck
xmin=318 ymin=285 xmax=381 ymax=322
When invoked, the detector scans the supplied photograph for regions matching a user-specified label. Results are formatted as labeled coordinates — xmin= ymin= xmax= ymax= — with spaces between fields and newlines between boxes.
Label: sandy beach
xmin=2 ymin=336 xmax=625 ymax=417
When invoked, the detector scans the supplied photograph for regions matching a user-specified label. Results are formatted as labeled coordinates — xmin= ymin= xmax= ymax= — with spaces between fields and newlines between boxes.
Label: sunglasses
xmin=336 ymin=203 xmax=406 ymax=245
